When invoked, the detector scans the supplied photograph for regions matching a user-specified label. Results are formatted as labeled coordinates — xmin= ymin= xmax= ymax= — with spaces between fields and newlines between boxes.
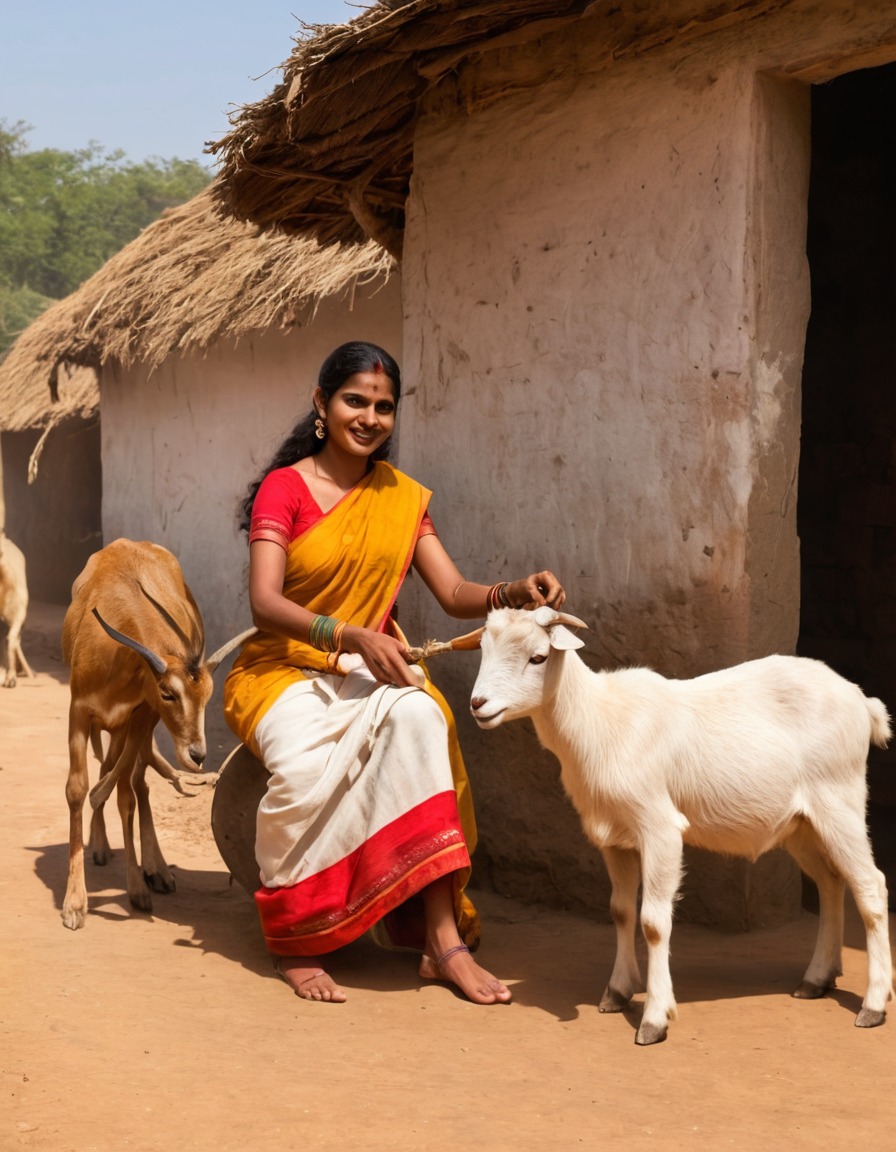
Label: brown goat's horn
xmin=138 ymin=582 xmax=201 ymax=656
xmin=92 ymin=607 xmax=167 ymax=675
xmin=207 ymin=626 xmax=258 ymax=673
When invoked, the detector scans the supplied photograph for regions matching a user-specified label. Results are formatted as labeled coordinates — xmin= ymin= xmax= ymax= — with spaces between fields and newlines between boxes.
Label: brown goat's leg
xmin=62 ymin=707 xmax=92 ymax=929
xmin=89 ymin=705 xmax=155 ymax=810
xmin=148 ymin=737 xmax=206 ymax=795
xmin=133 ymin=757 xmax=176 ymax=893
xmin=88 ymin=728 xmax=126 ymax=866
xmin=114 ymin=715 xmax=156 ymax=913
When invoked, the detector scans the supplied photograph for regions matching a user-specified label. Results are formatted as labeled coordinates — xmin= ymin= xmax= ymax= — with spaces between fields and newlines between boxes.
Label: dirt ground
xmin=2 ymin=606 xmax=894 ymax=1152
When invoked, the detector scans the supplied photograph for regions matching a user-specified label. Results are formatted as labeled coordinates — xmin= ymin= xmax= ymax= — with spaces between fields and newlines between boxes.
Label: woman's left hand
xmin=505 ymin=571 xmax=566 ymax=610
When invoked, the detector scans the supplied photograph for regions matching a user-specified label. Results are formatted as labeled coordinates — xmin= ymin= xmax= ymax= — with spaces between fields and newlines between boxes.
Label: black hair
xmin=237 ymin=341 xmax=401 ymax=534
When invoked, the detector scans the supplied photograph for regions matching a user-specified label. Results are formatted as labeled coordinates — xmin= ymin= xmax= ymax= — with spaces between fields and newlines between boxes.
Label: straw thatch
xmin=210 ymin=0 xmax=780 ymax=256
xmin=0 ymin=182 xmax=395 ymax=436
xmin=0 ymin=345 xmax=99 ymax=436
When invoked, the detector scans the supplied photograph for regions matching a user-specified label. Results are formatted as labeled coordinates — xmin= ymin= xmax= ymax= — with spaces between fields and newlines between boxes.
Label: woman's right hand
xmin=341 ymin=625 xmax=418 ymax=687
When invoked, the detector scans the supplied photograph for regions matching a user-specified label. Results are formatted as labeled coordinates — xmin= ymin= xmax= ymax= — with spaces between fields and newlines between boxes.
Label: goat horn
xmin=137 ymin=582 xmax=201 ymax=657
xmin=553 ymin=610 xmax=588 ymax=630
xmin=533 ymin=605 xmax=589 ymax=630
xmin=91 ymin=607 xmax=167 ymax=676
xmin=206 ymin=626 xmax=259 ymax=673
xmin=407 ymin=625 xmax=485 ymax=662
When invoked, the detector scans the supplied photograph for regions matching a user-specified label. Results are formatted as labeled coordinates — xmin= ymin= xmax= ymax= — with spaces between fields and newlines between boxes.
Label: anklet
xmin=436 ymin=943 xmax=471 ymax=970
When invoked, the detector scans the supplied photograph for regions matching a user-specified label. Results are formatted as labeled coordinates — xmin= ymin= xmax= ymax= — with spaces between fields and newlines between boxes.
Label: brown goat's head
xmin=92 ymin=605 xmax=214 ymax=771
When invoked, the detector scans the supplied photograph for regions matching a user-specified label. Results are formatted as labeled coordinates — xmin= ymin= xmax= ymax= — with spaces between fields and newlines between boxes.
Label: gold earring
xmin=314 ymin=415 xmax=326 ymax=440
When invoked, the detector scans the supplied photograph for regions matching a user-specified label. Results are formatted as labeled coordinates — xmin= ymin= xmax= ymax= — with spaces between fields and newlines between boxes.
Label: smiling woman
xmin=223 ymin=340 xmax=566 ymax=1006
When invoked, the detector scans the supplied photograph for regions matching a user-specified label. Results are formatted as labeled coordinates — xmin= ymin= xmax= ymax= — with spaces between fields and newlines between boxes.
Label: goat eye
xmin=528 ymin=654 xmax=548 ymax=665
xmin=159 ymin=690 xmax=177 ymax=702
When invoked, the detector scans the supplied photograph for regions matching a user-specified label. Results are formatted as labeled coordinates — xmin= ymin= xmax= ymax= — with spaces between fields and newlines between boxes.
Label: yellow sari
xmin=224 ymin=461 xmax=480 ymax=955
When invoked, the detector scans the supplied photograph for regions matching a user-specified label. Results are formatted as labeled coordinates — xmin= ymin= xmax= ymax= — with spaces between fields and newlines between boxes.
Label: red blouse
xmin=249 ymin=466 xmax=437 ymax=550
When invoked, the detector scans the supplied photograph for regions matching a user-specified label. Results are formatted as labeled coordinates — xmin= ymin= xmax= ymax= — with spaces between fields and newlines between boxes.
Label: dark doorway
xmin=1 ymin=418 xmax=102 ymax=604
xmin=798 ymin=63 xmax=896 ymax=905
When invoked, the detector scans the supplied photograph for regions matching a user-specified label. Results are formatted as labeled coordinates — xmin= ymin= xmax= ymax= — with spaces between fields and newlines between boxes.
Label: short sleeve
xmin=418 ymin=511 xmax=437 ymax=540
xmin=249 ymin=470 xmax=304 ymax=549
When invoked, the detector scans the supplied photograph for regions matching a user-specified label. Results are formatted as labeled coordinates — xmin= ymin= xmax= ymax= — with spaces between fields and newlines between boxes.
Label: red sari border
xmin=256 ymin=791 xmax=471 ymax=956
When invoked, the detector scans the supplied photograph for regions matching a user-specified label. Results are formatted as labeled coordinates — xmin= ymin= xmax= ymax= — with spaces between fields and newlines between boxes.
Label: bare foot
xmin=273 ymin=956 xmax=346 ymax=1002
xmin=419 ymin=944 xmax=512 ymax=1004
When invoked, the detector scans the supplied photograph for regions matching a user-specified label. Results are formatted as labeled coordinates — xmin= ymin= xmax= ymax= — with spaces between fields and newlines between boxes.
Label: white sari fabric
xmin=251 ymin=662 xmax=471 ymax=955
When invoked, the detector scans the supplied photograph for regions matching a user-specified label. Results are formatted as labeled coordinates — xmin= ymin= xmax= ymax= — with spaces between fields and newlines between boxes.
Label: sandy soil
xmin=1 ymin=606 xmax=894 ymax=1151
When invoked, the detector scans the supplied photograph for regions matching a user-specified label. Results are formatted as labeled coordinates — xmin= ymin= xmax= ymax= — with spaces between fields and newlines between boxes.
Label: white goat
xmin=62 ymin=538 xmax=254 ymax=929
xmin=470 ymin=606 xmax=893 ymax=1044
xmin=0 ymin=532 xmax=35 ymax=687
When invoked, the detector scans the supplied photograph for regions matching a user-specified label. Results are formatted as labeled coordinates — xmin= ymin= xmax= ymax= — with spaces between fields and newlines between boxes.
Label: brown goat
xmin=0 ymin=532 xmax=35 ymax=687
xmin=61 ymin=538 xmax=255 ymax=930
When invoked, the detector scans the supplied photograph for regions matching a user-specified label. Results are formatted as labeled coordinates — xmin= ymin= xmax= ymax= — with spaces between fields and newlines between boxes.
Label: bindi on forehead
xmin=340 ymin=371 xmax=396 ymax=399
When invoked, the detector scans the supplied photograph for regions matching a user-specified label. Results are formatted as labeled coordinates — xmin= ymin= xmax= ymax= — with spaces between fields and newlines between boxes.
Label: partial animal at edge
xmin=0 ymin=531 xmax=35 ymax=688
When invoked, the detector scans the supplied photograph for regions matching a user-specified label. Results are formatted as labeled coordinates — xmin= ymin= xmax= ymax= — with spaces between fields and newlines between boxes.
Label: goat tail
xmin=867 ymin=696 xmax=892 ymax=749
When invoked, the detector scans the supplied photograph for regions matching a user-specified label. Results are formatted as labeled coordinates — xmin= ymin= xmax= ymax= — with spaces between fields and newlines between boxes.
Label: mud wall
xmin=396 ymin=25 xmax=811 ymax=928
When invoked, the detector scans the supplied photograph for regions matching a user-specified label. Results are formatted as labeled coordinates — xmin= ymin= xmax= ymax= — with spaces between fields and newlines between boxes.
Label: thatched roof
xmin=210 ymin=0 xmax=779 ymax=257
xmin=0 ymin=182 xmax=394 ymax=434
xmin=0 ymin=345 xmax=98 ymax=435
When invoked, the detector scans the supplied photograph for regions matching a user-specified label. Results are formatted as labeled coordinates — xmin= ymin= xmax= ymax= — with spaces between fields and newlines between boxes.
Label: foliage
xmin=0 ymin=119 xmax=210 ymax=312
xmin=0 ymin=281 xmax=55 ymax=357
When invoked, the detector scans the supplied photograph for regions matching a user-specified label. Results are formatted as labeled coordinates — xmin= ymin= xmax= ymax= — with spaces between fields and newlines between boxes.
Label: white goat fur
xmin=470 ymin=607 xmax=893 ymax=1044
xmin=0 ymin=532 xmax=35 ymax=687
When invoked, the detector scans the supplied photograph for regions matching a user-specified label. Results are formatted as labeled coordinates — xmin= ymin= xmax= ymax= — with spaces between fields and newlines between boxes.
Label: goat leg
xmin=88 ymin=704 xmax=154 ymax=810
xmin=135 ymin=735 xmax=179 ymax=891
xmin=13 ymin=635 xmax=34 ymax=679
xmin=599 ymin=846 xmax=644 ymax=1013
xmin=88 ymin=727 xmax=127 ymax=866
xmin=635 ymin=826 xmax=684 ymax=1045
xmin=148 ymin=738 xmax=208 ymax=794
xmin=112 ymin=714 xmax=157 ymax=912
xmin=62 ymin=708 xmax=92 ymax=929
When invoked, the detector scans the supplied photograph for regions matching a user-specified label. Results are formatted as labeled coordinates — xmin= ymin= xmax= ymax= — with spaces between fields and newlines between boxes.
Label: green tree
xmin=0 ymin=120 xmax=210 ymax=352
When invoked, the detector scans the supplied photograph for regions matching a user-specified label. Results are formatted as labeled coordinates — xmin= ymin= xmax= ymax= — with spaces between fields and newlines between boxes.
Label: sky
xmin=0 ymin=1 xmax=362 ymax=169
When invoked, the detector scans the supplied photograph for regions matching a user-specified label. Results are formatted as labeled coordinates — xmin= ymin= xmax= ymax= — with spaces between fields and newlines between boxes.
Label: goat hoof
xmin=855 ymin=1007 xmax=886 ymax=1028
xmin=129 ymin=889 xmax=154 ymax=913
xmin=145 ymin=870 xmax=176 ymax=894
xmin=635 ymin=1022 xmax=668 ymax=1046
xmin=792 ymin=979 xmax=831 ymax=1000
xmin=92 ymin=848 xmax=111 ymax=866
xmin=599 ymin=986 xmax=632 ymax=1013
xmin=61 ymin=906 xmax=86 ymax=931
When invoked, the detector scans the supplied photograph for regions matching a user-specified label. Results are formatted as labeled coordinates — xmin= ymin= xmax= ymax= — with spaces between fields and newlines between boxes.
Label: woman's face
xmin=316 ymin=370 xmax=397 ymax=459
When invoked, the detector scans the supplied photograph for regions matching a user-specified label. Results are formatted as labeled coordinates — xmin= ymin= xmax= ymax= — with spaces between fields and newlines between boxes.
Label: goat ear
xmin=531 ymin=605 xmax=587 ymax=650
xmin=548 ymin=625 xmax=586 ymax=651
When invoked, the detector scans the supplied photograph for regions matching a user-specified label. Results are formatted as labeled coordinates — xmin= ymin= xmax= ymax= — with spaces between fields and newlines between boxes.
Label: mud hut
xmin=0 ymin=325 xmax=101 ymax=604
xmin=0 ymin=183 xmax=400 ymax=644
xmin=210 ymin=0 xmax=896 ymax=924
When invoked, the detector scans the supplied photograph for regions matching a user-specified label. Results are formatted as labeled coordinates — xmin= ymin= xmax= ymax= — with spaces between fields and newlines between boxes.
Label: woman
xmin=225 ymin=341 xmax=564 ymax=1005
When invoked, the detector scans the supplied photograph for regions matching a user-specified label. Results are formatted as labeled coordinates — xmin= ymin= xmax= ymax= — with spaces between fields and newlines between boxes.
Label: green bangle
xmin=309 ymin=613 xmax=340 ymax=652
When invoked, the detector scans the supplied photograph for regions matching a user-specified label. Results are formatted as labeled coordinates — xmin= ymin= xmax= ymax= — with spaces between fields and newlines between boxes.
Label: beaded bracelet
xmin=308 ymin=613 xmax=344 ymax=652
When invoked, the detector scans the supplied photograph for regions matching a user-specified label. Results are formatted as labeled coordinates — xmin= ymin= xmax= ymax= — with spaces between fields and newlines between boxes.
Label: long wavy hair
xmin=238 ymin=341 xmax=402 ymax=534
